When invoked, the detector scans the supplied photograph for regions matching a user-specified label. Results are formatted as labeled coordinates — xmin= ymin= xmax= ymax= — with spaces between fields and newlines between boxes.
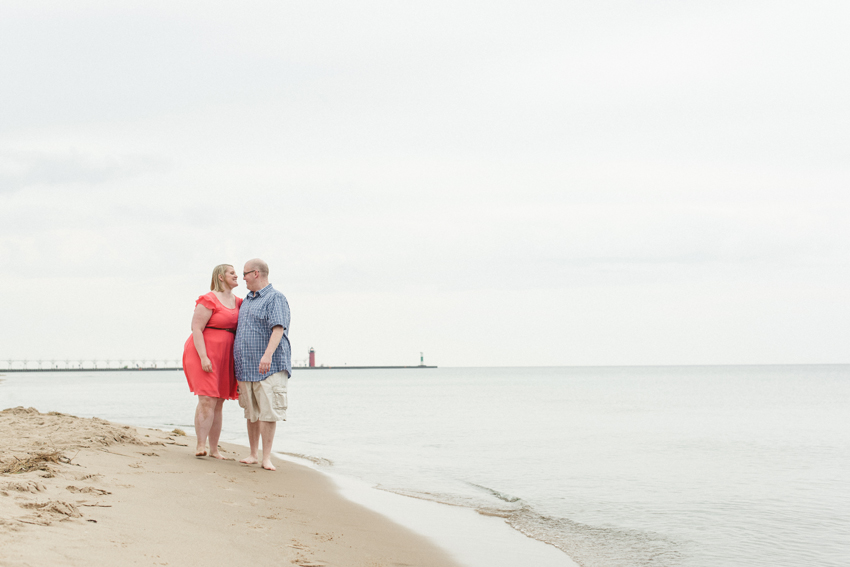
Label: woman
xmin=182 ymin=264 xmax=242 ymax=458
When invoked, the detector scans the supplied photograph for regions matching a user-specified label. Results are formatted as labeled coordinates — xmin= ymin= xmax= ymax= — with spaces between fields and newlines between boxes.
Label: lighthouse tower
xmin=309 ymin=347 xmax=315 ymax=368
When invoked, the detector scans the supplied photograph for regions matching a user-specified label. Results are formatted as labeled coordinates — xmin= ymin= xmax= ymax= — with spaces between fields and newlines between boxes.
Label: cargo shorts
xmin=237 ymin=370 xmax=289 ymax=422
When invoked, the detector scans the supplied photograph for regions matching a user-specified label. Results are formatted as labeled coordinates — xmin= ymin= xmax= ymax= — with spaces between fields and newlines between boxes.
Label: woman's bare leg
xmin=193 ymin=395 xmax=217 ymax=456
xmin=208 ymin=398 xmax=226 ymax=459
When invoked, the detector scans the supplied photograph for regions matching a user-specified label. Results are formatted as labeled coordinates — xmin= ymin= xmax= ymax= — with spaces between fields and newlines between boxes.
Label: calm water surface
xmin=1 ymin=365 xmax=847 ymax=567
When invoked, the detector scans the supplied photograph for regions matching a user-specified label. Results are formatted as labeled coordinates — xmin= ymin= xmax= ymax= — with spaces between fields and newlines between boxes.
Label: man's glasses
xmin=243 ymin=269 xmax=257 ymax=277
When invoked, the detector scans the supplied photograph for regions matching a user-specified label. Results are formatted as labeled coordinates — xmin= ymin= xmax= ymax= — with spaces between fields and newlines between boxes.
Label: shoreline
xmin=2 ymin=366 xmax=845 ymax=567
xmin=0 ymin=407 xmax=461 ymax=567
xmin=278 ymin=455 xmax=578 ymax=567
xmin=0 ymin=370 xmax=579 ymax=567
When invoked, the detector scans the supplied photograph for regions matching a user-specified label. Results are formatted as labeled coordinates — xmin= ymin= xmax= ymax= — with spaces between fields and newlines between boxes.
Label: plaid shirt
xmin=234 ymin=284 xmax=291 ymax=382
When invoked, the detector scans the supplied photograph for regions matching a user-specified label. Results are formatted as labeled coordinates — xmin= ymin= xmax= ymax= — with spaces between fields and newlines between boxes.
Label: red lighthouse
xmin=309 ymin=347 xmax=315 ymax=368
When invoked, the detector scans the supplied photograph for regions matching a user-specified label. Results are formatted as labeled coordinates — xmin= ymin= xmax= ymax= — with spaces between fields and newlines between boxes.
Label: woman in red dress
xmin=182 ymin=264 xmax=242 ymax=458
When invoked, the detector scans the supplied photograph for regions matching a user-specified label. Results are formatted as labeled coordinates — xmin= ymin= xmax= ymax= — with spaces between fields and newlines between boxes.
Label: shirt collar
xmin=247 ymin=283 xmax=273 ymax=299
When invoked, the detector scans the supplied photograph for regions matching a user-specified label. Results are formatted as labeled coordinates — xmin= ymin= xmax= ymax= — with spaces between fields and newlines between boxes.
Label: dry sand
xmin=0 ymin=407 xmax=461 ymax=567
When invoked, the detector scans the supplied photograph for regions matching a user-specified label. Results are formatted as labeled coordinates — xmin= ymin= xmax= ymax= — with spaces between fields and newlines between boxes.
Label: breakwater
xmin=0 ymin=365 xmax=437 ymax=373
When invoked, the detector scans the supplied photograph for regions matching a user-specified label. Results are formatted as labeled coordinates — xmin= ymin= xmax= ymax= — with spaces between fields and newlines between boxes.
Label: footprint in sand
xmin=74 ymin=473 xmax=103 ymax=481
xmin=66 ymin=485 xmax=111 ymax=495
xmin=2 ymin=481 xmax=46 ymax=493
xmin=19 ymin=500 xmax=83 ymax=518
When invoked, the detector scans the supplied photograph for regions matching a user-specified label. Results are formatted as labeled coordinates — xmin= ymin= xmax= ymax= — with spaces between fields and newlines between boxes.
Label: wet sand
xmin=0 ymin=407 xmax=461 ymax=567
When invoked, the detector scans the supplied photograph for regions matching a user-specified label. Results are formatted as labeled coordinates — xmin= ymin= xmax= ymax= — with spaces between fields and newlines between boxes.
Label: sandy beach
xmin=0 ymin=407 xmax=460 ymax=567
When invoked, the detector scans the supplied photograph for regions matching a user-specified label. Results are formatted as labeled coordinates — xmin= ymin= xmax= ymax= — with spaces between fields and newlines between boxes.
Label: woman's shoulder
xmin=195 ymin=292 xmax=217 ymax=310
xmin=236 ymin=296 xmax=243 ymax=308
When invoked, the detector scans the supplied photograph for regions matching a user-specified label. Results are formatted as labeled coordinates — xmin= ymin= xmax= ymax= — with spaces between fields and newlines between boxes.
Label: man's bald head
xmin=245 ymin=258 xmax=269 ymax=276
xmin=243 ymin=258 xmax=271 ymax=292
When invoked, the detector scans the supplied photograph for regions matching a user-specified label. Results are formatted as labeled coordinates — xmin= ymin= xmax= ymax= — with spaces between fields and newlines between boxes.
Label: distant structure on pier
xmin=2 ymin=359 xmax=181 ymax=371
xmin=309 ymin=347 xmax=315 ymax=368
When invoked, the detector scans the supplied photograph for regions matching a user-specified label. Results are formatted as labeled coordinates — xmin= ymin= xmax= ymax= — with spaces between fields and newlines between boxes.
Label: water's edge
xmin=272 ymin=450 xmax=578 ymax=567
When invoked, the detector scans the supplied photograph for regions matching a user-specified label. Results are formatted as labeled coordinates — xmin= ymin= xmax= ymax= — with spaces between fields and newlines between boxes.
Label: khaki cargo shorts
xmin=237 ymin=371 xmax=289 ymax=422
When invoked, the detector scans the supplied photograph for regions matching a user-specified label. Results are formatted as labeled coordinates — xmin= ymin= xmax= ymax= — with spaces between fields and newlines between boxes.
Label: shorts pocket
xmin=237 ymin=385 xmax=247 ymax=408
xmin=271 ymin=386 xmax=288 ymax=411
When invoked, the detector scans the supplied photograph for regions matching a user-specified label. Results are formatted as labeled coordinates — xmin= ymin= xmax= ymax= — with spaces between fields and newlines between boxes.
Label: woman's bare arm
xmin=191 ymin=304 xmax=214 ymax=372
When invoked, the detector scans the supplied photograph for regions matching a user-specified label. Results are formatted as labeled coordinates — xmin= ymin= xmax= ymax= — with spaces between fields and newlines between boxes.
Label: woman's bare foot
xmin=195 ymin=450 xmax=207 ymax=457
xmin=262 ymin=459 xmax=276 ymax=471
xmin=239 ymin=456 xmax=259 ymax=465
xmin=210 ymin=452 xmax=232 ymax=460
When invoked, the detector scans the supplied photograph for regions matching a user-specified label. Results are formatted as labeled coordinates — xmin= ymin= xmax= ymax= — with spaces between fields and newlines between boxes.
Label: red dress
xmin=182 ymin=292 xmax=243 ymax=400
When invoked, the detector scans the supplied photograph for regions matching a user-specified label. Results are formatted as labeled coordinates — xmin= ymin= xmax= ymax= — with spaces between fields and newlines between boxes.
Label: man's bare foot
xmin=262 ymin=460 xmax=276 ymax=471
xmin=239 ymin=456 xmax=259 ymax=465
xmin=195 ymin=450 xmax=207 ymax=457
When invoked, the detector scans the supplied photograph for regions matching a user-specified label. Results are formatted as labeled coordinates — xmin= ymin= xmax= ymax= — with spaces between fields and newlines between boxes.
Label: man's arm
xmin=258 ymin=325 xmax=284 ymax=375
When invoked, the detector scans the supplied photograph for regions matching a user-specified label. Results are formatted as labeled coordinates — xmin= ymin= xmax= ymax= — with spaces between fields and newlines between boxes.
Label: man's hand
xmin=259 ymin=325 xmax=285 ymax=375
xmin=259 ymin=353 xmax=273 ymax=375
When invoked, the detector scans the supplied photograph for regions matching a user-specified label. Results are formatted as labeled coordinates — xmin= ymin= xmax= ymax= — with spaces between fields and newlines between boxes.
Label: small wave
xmin=508 ymin=509 xmax=684 ymax=567
xmin=466 ymin=481 xmax=523 ymax=503
xmin=372 ymin=485 xmax=683 ymax=567
xmin=373 ymin=485 xmax=521 ymax=517
xmin=279 ymin=452 xmax=333 ymax=467
xmin=374 ymin=486 xmax=470 ymax=507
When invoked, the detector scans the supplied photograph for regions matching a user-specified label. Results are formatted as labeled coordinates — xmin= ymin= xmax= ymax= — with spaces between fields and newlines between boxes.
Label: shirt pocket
xmin=247 ymin=303 xmax=268 ymax=323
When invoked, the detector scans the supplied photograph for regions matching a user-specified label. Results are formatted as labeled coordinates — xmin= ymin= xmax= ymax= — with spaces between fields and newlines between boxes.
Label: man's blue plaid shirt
xmin=234 ymin=283 xmax=291 ymax=382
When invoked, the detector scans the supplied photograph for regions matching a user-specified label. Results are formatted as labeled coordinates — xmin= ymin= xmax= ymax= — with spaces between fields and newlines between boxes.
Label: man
xmin=233 ymin=258 xmax=291 ymax=471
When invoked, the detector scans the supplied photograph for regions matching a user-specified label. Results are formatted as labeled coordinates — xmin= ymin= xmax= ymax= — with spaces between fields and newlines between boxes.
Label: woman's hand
xmin=201 ymin=356 xmax=213 ymax=373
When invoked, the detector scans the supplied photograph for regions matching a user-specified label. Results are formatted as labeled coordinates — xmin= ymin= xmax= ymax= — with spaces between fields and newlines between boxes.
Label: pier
xmin=0 ymin=360 xmax=436 ymax=373
xmin=1 ymin=360 xmax=180 ymax=372
xmin=1 ymin=349 xmax=435 ymax=372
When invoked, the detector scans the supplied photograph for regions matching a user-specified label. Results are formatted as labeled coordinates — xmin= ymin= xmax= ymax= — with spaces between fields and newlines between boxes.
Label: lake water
xmin=1 ymin=365 xmax=847 ymax=567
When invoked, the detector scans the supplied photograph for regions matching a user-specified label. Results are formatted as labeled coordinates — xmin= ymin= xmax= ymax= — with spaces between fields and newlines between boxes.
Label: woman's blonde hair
xmin=210 ymin=264 xmax=233 ymax=292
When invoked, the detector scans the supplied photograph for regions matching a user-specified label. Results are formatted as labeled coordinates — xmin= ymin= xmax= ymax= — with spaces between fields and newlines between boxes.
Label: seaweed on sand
xmin=0 ymin=451 xmax=71 ymax=474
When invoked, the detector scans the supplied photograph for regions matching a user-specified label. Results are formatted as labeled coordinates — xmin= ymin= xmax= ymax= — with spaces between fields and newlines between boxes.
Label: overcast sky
xmin=1 ymin=1 xmax=848 ymax=367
